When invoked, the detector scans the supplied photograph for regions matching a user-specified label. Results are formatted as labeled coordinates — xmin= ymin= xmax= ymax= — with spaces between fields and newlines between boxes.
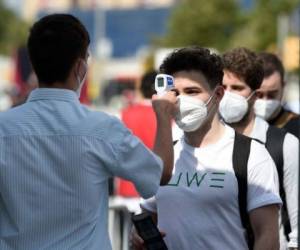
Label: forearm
xmin=254 ymin=232 xmax=279 ymax=250
xmin=153 ymin=114 xmax=174 ymax=185
xmin=250 ymin=205 xmax=280 ymax=250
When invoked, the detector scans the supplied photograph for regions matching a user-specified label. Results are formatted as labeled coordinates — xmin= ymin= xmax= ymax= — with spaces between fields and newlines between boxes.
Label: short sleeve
xmin=247 ymin=140 xmax=282 ymax=212
xmin=140 ymin=196 xmax=157 ymax=213
xmin=106 ymin=118 xmax=163 ymax=199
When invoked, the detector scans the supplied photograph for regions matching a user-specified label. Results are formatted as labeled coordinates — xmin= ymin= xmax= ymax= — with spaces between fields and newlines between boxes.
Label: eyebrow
xmin=184 ymin=86 xmax=202 ymax=90
xmin=257 ymin=88 xmax=279 ymax=93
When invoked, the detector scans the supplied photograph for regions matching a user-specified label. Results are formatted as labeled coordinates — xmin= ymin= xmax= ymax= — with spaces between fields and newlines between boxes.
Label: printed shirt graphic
xmin=142 ymin=125 xmax=282 ymax=250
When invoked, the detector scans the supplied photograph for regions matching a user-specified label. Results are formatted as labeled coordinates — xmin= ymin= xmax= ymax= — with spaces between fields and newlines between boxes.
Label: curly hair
xmin=257 ymin=52 xmax=284 ymax=83
xmin=222 ymin=47 xmax=264 ymax=90
xmin=159 ymin=46 xmax=224 ymax=89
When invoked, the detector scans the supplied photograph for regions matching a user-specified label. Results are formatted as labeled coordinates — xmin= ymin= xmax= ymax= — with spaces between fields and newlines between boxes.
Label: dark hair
xmin=140 ymin=70 xmax=157 ymax=99
xmin=27 ymin=14 xmax=90 ymax=85
xmin=159 ymin=47 xmax=224 ymax=89
xmin=222 ymin=47 xmax=264 ymax=90
xmin=257 ymin=52 xmax=284 ymax=83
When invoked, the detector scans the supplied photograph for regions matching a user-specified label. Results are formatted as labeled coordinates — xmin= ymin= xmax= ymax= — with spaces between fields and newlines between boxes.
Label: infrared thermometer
xmin=155 ymin=74 xmax=174 ymax=95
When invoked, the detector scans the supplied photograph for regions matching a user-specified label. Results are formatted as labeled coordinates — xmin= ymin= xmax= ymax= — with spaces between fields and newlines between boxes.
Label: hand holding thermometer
xmin=155 ymin=74 xmax=174 ymax=96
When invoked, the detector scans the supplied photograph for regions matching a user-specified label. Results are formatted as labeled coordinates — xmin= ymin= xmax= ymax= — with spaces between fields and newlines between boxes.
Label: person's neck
xmin=230 ymin=112 xmax=255 ymax=136
xmin=184 ymin=115 xmax=226 ymax=148
xmin=39 ymin=80 xmax=75 ymax=91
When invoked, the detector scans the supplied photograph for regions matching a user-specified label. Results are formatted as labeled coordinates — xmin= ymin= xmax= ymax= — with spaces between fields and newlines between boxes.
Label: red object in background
xmin=13 ymin=47 xmax=32 ymax=96
xmin=116 ymin=102 xmax=157 ymax=197
xmin=122 ymin=102 xmax=157 ymax=149
xmin=79 ymin=79 xmax=90 ymax=105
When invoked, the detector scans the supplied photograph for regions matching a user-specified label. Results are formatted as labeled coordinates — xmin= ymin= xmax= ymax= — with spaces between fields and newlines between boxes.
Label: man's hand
xmin=152 ymin=91 xmax=178 ymax=119
xmin=130 ymin=225 xmax=166 ymax=250
xmin=130 ymin=226 xmax=145 ymax=250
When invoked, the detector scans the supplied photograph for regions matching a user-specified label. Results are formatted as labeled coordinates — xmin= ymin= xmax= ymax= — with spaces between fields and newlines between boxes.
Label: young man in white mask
xmin=255 ymin=52 xmax=299 ymax=138
xmin=219 ymin=47 xmax=298 ymax=250
xmin=131 ymin=47 xmax=281 ymax=250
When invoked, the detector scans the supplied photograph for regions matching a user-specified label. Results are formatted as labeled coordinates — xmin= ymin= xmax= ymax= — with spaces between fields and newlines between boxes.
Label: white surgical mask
xmin=219 ymin=91 xmax=255 ymax=123
xmin=175 ymin=94 xmax=214 ymax=132
xmin=76 ymin=60 xmax=88 ymax=97
xmin=254 ymin=99 xmax=281 ymax=121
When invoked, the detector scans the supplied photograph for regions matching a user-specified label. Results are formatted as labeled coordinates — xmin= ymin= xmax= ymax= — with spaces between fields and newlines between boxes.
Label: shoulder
xmin=248 ymin=139 xmax=274 ymax=169
xmin=283 ymin=132 xmax=299 ymax=161
xmin=87 ymin=110 xmax=129 ymax=137
xmin=0 ymin=104 xmax=28 ymax=133
xmin=284 ymin=131 xmax=298 ymax=145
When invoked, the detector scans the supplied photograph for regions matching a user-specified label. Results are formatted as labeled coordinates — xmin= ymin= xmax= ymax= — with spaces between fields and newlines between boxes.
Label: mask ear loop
xmin=246 ymin=90 xmax=256 ymax=101
xmin=205 ymin=85 xmax=220 ymax=106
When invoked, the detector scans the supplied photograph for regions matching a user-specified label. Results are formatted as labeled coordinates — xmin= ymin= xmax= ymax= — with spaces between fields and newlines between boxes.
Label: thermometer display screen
xmin=157 ymin=77 xmax=164 ymax=87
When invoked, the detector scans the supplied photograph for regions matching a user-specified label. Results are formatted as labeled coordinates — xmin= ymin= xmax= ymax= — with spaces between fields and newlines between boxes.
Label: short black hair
xmin=27 ymin=14 xmax=90 ymax=85
xmin=222 ymin=47 xmax=264 ymax=90
xmin=159 ymin=47 xmax=224 ymax=89
xmin=257 ymin=52 xmax=284 ymax=83
xmin=140 ymin=70 xmax=157 ymax=99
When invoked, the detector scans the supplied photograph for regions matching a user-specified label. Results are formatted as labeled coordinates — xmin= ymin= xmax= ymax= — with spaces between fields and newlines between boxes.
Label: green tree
xmin=0 ymin=0 xmax=29 ymax=55
xmin=230 ymin=0 xmax=299 ymax=51
xmin=160 ymin=0 xmax=242 ymax=51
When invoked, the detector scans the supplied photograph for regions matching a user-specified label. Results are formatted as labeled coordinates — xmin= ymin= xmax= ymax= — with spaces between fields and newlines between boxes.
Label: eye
xmin=231 ymin=85 xmax=244 ymax=91
xmin=185 ymin=88 xmax=201 ymax=95
xmin=171 ymin=89 xmax=179 ymax=96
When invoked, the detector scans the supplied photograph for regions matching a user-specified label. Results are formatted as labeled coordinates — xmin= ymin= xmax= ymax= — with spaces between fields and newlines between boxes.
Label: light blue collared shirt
xmin=0 ymin=88 xmax=162 ymax=250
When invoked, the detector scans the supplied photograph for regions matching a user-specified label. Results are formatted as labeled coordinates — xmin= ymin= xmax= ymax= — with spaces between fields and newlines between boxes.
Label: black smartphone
xmin=132 ymin=213 xmax=168 ymax=250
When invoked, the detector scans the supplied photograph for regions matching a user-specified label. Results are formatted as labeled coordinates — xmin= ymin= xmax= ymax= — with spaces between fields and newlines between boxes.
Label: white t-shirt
xmin=141 ymin=125 xmax=281 ymax=250
xmin=250 ymin=116 xmax=299 ymax=249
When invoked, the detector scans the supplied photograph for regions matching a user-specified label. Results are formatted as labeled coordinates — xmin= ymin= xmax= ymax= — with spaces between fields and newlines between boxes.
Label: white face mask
xmin=219 ymin=91 xmax=255 ymax=123
xmin=76 ymin=60 xmax=88 ymax=97
xmin=254 ymin=99 xmax=281 ymax=120
xmin=175 ymin=94 xmax=214 ymax=132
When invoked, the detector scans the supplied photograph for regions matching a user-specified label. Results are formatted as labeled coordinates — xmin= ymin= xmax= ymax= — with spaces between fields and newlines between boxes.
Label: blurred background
xmin=0 ymin=0 xmax=298 ymax=115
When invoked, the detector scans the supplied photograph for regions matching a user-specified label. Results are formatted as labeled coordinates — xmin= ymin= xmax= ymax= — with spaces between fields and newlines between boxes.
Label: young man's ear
xmin=254 ymin=90 xmax=263 ymax=99
xmin=215 ymin=85 xmax=224 ymax=101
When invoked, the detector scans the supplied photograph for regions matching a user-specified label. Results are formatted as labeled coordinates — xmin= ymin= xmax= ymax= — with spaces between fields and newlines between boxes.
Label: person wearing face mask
xmin=131 ymin=47 xmax=281 ymax=250
xmin=0 ymin=14 xmax=179 ymax=250
xmin=255 ymin=52 xmax=299 ymax=139
xmin=219 ymin=47 xmax=298 ymax=250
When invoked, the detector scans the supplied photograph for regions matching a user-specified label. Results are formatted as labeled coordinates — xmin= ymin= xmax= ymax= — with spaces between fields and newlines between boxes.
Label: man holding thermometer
xmin=0 ymin=14 xmax=178 ymax=250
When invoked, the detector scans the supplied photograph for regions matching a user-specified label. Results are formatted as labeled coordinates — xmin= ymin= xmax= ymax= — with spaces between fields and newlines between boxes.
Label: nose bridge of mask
xmin=179 ymin=95 xmax=204 ymax=104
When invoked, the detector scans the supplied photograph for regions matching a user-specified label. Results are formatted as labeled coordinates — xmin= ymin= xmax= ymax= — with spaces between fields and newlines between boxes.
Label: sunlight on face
xmin=222 ymin=70 xmax=252 ymax=98
xmin=173 ymin=70 xmax=214 ymax=103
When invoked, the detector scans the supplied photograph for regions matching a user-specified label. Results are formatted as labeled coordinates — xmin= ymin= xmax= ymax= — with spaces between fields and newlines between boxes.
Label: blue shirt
xmin=0 ymin=88 xmax=162 ymax=250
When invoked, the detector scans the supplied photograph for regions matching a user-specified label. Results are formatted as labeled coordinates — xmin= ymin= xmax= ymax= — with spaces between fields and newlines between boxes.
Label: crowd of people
xmin=0 ymin=13 xmax=298 ymax=250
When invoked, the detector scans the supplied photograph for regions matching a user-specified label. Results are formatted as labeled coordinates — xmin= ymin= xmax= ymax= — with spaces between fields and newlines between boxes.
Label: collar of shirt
xmin=27 ymin=88 xmax=80 ymax=103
